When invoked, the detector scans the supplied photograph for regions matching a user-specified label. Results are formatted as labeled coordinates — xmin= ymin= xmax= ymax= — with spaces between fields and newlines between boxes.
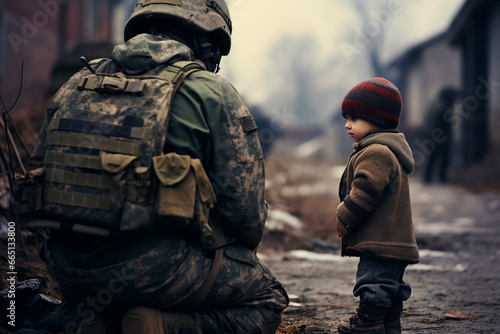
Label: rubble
xmin=0 ymin=279 xmax=81 ymax=334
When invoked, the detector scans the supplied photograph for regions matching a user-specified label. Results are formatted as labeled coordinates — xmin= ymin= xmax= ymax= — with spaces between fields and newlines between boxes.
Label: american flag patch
xmin=241 ymin=114 xmax=257 ymax=133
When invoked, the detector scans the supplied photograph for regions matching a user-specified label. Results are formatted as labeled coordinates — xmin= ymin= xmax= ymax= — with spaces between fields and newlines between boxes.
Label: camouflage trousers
xmin=44 ymin=237 xmax=289 ymax=334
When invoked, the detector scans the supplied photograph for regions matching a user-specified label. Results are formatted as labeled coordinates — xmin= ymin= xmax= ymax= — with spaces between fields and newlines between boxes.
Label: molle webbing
xmin=47 ymin=132 xmax=142 ymax=156
xmin=44 ymin=168 xmax=114 ymax=189
xmin=44 ymin=151 xmax=103 ymax=170
xmin=43 ymin=188 xmax=113 ymax=210
xmin=27 ymin=219 xmax=111 ymax=237
xmin=33 ymin=60 xmax=206 ymax=236
xmin=49 ymin=118 xmax=153 ymax=140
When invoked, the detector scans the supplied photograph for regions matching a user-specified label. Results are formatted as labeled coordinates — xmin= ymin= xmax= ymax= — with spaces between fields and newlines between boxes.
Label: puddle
xmin=414 ymin=217 xmax=476 ymax=235
xmin=418 ymin=249 xmax=457 ymax=258
xmin=280 ymin=182 xmax=337 ymax=197
xmin=407 ymin=263 xmax=467 ymax=272
xmin=285 ymin=249 xmax=467 ymax=273
xmin=288 ymin=250 xmax=357 ymax=263
xmin=266 ymin=209 xmax=304 ymax=230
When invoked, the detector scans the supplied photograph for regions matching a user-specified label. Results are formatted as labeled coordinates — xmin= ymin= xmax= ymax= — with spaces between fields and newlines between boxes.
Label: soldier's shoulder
xmin=181 ymin=71 xmax=242 ymax=105
xmin=187 ymin=71 xmax=237 ymax=91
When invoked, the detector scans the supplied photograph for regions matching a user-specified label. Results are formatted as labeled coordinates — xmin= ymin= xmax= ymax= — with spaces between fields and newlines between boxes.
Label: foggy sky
xmin=219 ymin=0 xmax=465 ymax=123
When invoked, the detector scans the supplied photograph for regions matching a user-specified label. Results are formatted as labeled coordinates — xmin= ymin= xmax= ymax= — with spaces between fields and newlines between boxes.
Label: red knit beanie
xmin=342 ymin=78 xmax=402 ymax=129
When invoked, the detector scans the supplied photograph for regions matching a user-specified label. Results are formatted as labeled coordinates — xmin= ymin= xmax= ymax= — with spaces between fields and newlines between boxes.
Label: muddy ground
xmin=1 ymin=149 xmax=499 ymax=333
xmin=260 ymin=155 xmax=500 ymax=334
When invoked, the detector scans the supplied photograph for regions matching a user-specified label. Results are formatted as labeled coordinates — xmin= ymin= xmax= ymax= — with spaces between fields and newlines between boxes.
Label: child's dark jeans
xmin=353 ymin=255 xmax=411 ymax=308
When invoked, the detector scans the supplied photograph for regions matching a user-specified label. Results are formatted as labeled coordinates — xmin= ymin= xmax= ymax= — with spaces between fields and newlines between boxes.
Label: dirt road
xmin=261 ymin=163 xmax=500 ymax=334
xmin=1 ymin=154 xmax=499 ymax=333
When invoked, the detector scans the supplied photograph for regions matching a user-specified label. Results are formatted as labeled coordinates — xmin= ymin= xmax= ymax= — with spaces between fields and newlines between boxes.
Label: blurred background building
xmin=388 ymin=0 xmax=500 ymax=171
xmin=449 ymin=0 xmax=500 ymax=165
xmin=0 ymin=0 xmax=123 ymax=108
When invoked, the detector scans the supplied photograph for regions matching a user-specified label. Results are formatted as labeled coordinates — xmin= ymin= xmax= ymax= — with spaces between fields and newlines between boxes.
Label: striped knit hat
xmin=342 ymin=78 xmax=402 ymax=129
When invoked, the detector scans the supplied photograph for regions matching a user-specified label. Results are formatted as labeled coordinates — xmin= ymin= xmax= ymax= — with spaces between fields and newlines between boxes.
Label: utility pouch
xmin=100 ymin=152 xmax=154 ymax=234
xmin=153 ymin=152 xmax=216 ymax=241
xmin=11 ymin=168 xmax=44 ymax=221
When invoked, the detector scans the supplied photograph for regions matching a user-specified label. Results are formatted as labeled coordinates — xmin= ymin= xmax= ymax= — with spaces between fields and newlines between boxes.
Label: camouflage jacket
xmin=31 ymin=34 xmax=267 ymax=266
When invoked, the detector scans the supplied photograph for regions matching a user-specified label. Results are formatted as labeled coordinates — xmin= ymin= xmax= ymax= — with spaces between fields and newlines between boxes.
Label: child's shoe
xmin=384 ymin=301 xmax=404 ymax=334
xmin=338 ymin=301 xmax=387 ymax=334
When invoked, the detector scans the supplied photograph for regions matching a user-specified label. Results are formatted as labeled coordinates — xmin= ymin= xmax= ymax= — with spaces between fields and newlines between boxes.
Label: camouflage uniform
xmin=32 ymin=34 xmax=288 ymax=333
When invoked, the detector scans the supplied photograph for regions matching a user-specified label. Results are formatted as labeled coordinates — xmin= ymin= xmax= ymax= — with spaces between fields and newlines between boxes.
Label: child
xmin=336 ymin=78 xmax=420 ymax=334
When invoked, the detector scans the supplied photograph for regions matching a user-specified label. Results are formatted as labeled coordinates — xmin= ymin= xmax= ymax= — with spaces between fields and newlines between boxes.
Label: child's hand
xmin=337 ymin=218 xmax=348 ymax=238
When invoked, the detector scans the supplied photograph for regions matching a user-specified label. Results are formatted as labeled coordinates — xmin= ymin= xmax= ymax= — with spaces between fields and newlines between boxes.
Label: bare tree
xmin=344 ymin=0 xmax=395 ymax=77
xmin=268 ymin=34 xmax=321 ymax=124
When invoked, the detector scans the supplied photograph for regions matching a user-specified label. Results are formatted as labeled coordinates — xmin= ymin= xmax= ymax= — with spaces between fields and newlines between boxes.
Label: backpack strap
xmin=159 ymin=60 xmax=226 ymax=305
xmin=160 ymin=60 xmax=227 ymax=251
xmin=155 ymin=60 xmax=206 ymax=137
xmin=87 ymin=58 xmax=110 ymax=73
xmin=184 ymin=247 xmax=223 ymax=306
xmin=88 ymin=58 xmax=109 ymax=66
xmin=160 ymin=60 xmax=207 ymax=92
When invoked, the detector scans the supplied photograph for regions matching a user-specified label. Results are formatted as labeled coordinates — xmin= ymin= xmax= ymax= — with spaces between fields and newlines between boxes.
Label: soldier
xmin=422 ymin=86 xmax=459 ymax=184
xmin=25 ymin=0 xmax=289 ymax=333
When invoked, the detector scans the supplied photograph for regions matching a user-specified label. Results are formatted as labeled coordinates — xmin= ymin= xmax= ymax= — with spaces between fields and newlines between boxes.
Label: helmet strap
xmin=194 ymin=34 xmax=222 ymax=73
xmin=212 ymin=49 xmax=222 ymax=73
xmin=147 ymin=23 xmax=159 ymax=35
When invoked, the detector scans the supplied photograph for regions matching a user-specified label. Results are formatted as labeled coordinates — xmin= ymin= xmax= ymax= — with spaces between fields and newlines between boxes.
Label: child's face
xmin=344 ymin=115 xmax=380 ymax=142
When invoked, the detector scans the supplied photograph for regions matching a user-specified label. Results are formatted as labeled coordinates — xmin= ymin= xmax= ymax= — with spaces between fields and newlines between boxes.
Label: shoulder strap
xmin=160 ymin=61 xmax=228 ymax=251
xmin=88 ymin=58 xmax=111 ymax=72
xmin=177 ymin=247 xmax=223 ymax=307
xmin=160 ymin=60 xmax=207 ymax=92
xmin=157 ymin=59 xmax=207 ymax=157
xmin=89 ymin=58 xmax=109 ymax=66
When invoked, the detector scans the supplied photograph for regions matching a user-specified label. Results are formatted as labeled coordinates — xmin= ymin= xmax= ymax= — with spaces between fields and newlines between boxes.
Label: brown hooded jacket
xmin=337 ymin=130 xmax=420 ymax=263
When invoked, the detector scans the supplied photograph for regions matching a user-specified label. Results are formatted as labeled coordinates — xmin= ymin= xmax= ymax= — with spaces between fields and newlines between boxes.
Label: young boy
xmin=336 ymin=78 xmax=420 ymax=334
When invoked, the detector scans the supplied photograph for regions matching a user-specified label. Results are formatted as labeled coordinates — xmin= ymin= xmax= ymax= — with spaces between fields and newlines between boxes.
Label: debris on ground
xmin=444 ymin=310 xmax=469 ymax=320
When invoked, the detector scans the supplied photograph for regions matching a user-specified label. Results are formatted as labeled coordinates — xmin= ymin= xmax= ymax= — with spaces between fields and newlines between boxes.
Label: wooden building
xmin=388 ymin=0 xmax=500 ymax=180
xmin=448 ymin=0 xmax=500 ymax=164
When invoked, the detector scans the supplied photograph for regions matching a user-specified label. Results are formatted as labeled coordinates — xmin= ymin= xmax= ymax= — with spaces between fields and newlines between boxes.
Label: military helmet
xmin=124 ymin=0 xmax=232 ymax=56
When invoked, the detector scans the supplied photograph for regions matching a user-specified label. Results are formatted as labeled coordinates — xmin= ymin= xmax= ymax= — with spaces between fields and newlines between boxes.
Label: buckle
xmin=101 ymin=76 xmax=128 ymax=92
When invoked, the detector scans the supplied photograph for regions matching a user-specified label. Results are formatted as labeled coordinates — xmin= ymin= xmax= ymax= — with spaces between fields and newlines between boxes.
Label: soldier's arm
xmin=168 ymin=72 xmax=267 ymax=249
xmin=211 ymin=83 xmax=267 ymax=249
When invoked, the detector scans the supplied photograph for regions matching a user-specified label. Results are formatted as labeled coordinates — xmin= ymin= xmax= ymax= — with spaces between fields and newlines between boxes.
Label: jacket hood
xmin=111 ymin=33 xmax=196 ymax=75
xmin=356 ymin=130 xmax=415 ymax=174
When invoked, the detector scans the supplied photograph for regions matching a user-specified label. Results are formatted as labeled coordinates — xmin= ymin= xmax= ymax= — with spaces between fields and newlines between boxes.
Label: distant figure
xmin=336 ymin=78 xmax=420 ymax=334
xmin=423 ymin=87 xmax=458 ymax=184
xmin=250 ymin=106 xmax=275 ymax=159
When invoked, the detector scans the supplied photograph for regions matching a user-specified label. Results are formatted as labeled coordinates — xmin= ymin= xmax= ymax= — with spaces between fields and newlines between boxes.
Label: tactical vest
xmin=15 ymin=59 xmax=221 ymax=245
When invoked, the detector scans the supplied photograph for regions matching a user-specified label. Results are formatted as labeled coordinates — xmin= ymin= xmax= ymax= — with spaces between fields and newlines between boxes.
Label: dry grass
xmin=0 ymin=228 xmax=58 ymax=294
xmin=1 ymin=99 xmax=55 ymax=292
xmin=0 ymin=98 xmax=48 ymax=172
